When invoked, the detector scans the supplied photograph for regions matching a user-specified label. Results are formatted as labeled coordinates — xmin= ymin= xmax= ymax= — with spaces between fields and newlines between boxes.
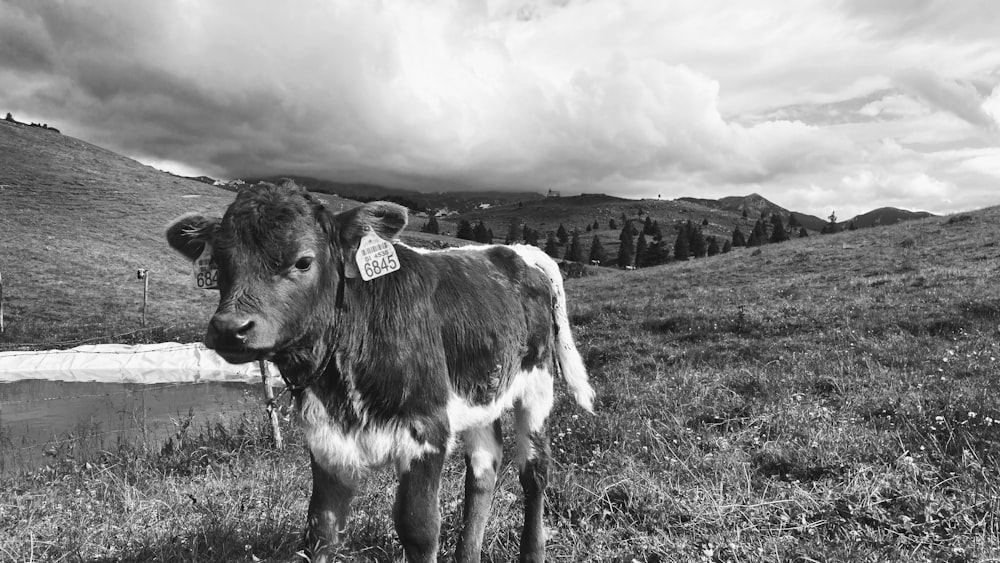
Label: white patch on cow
xmin=461 ymin=425 xmax=502 ymax=480
xmin=513 ymin=368 xmax=555 ymax=469
xmin=447 ymin=367 xmax=554 ymax=469
xmin=299 ymin=389 xmax=438 ymax=480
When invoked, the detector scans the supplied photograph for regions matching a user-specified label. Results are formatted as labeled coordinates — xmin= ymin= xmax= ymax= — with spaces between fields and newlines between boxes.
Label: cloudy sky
xmin=2 ymin=0 xmax=999 ymax=218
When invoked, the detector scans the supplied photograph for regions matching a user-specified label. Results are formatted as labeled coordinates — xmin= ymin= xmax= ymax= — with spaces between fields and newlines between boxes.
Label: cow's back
xmin=422 ymin=245 xmax=555 ymax=406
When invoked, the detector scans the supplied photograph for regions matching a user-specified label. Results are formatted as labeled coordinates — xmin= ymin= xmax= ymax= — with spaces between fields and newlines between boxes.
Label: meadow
xmin=3 ymin=200 xmax=999 ymax=562
xmin=3 ymin=121 xmax=1000 ymax=561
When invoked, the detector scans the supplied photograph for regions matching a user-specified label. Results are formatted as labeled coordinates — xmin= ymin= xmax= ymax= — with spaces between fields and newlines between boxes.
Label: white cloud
xmin=1 ymin=0 xmax=999 ymax=217
xmin=984 ymin=86 xmax=1000 ymax=128
xmin=859 ymin=94 xmax=929 ymax=119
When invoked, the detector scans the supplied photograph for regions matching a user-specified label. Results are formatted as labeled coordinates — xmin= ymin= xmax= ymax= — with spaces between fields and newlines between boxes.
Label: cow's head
xmin=166 ymin=181 xmax=407 ymax=367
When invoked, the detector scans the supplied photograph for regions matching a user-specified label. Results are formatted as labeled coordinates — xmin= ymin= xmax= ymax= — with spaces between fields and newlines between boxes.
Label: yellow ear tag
xmin=355 ymin=231 xmax=400 ymax=281
xmin=193 ymin=242 xmax=219 ymax=290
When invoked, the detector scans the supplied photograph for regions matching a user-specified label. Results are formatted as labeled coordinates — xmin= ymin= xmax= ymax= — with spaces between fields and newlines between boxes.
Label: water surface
xmin=0 ymin=375 xmax=281 ymax=472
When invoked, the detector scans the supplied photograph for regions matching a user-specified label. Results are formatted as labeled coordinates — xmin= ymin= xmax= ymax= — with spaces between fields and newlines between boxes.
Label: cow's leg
xmin=514 ymin=368 xmax=555 ymax=563
xmin=456 ymin=420 xmax=503 ymax=562
xmin=394 ymin=447 xmax=446 ymax=562
xmin=305 ymin=454 xmax=357 ymax=563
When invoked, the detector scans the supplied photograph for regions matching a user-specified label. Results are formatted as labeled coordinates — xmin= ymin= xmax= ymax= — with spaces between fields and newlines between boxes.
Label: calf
xmin=167 ymin=181 xmax=595 ymax=562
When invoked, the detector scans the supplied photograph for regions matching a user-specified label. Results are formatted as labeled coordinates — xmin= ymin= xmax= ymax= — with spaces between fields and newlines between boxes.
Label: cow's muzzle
xmin=206 ymin=311 xmax=265 ymax=364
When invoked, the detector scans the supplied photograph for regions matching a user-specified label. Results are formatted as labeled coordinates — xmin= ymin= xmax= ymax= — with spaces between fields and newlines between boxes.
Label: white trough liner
xmin=0 ymin=342 xmax=282 ymax=384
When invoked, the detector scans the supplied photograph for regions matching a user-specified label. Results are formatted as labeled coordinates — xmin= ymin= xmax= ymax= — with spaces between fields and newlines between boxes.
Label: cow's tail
xmin=514 ymin=245 xmax=596 ymax=413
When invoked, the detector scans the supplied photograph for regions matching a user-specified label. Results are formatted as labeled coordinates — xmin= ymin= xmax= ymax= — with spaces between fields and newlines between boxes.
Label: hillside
xmin=680 ymin=193 xmax=828 ymax=231
xmin=0 ymin=122 xmax=441 ymax=346
xmin=847 ymin=206 xmax=936 ymax=228
xmin=450 ymin=193 xmax=757 ymax=243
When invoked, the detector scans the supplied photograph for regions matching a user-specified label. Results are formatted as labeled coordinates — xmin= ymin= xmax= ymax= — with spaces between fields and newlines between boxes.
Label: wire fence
xmin=0 ymin=324 xmax=190 ymax=351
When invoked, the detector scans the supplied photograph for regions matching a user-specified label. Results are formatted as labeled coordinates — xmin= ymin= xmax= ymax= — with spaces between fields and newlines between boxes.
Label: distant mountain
xmin=678 ymin=193 xmax=827 ymax=231
xmin=246 ymin=174 xmax=544 ymax=213
xmin=846 ymin=207 xmax=936 ymax=229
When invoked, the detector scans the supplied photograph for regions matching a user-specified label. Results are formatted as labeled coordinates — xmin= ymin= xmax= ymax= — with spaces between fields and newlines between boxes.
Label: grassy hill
xmin=848 ymin=207 xmax=937 ymax=228
xmin=0 ymin=122 xmax=448 ymax=347
xmin=2 ymin=122 xmax=1000 ymax=560
xmin=446 ymin=193 xmax=767 ymax=264
xmin=680 ymin=193 xmax=828 ymax=232
xmin=0 ymin=120 xmax=235 ymax=345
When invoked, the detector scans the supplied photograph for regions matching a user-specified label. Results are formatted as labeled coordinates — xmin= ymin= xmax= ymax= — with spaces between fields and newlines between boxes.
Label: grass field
xmin=2 ymin=122 xmax=999 ymax=561
xmin=3 ymin=205 xmax=1000 ymax=561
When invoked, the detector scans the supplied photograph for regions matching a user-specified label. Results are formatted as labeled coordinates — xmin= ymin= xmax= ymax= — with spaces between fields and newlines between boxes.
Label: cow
xmin=166 ymin=181 xmax=595 ymax=562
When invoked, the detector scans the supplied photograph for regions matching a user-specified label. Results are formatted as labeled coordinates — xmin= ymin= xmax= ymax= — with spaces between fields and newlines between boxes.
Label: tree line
xmin=421 ymin=208 xmax=847 ymax=269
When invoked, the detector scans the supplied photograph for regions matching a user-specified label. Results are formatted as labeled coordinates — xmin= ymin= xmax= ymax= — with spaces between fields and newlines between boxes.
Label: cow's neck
xmin=272 ymin=328 xmax=338 ymax=391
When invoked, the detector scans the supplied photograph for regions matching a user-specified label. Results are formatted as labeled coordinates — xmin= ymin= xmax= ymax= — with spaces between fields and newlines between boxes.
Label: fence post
xmin=259 ymin=360 xmax=283 ymax=449
xmin=137 ymin=269 xmax=149 ymax=327
xmin=0 ymin=269 xmax=4 ymax=334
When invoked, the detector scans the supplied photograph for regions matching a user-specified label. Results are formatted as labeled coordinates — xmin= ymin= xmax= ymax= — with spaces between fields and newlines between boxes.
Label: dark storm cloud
xmin=0 ymin=0 xmax=998 ymax=217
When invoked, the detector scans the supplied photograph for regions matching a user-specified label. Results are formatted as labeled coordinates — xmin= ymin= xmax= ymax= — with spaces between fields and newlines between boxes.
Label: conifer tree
xmin=473 ymin=220 xmax=490 ymax=243
xmin=732 ymin=226 xmax=746 ymax=247
xmin=848 ymin=221 xmax=857 ymax=231
xmin=505 ymin=220 xmax=521 ymax=244
xmin=747 ymin=219 xmax=767 ymax=246
xmin=544 ymin=233 xmax=560 ymax=258
xmin=702 ymin=218 xmax=710 ymax=227
xmin=799 ymin=227 xmax=809 ymax=238
xmin=617 ymin=221 xmax=635 ymax=267
xmin=585 ymin=224 xmax=592 ymax=232
xmin=634 ymin=233 xmax=648 ymax=268
xmin=769 ymin=215 xmax=788 ymax=243
xmin=456 ymin=220 xmax=474 ymax=240
xmin=422 ymin=214 xmax=440 ymax=234
xmin=643 ymin=216 xmax=654 ymax=235
xmin=741 ymin=208 xmax=748 ymax=219
xmin=588 ymin=235 xmax=605 ymax=265
xmin=687 ymin=220 xmax=707 ymax=258
xmin=643 ymin=221 xmax=668 ymax=266
xmin=788 ymin=214 xmax=800 ymax=230
xmin=609 ymin=218 xmax=617 ymax=230
xmin=722 ymin=240 xmax=733 ymax=253
xmin=565 ymin=232 xmax=583 ymax=263
xmin=674 ymin=226 xmax=690 ymax=261
xmin=523 ymin=226 xmax=540 ymax=246
xmin=707 ymin=236 xmax=720 ymax=256
xmin=821 ymin=212 xmax=839 ymax=234
xmin=556 ymin=223 xmax=569 ymax=245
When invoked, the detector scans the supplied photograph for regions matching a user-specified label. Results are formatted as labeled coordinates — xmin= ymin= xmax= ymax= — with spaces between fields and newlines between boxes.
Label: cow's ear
xmin=337 ymin=201 xmax=408 ymax=243
xmin=166 ymin=213 xmax=220 ymax=262
xmin=333 ymin=202 xmax=408 ymax=277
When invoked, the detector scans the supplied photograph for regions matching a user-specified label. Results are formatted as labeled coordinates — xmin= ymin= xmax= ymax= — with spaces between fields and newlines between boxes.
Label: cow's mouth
xmin=207 ymin=344 xmax=269 ymax=365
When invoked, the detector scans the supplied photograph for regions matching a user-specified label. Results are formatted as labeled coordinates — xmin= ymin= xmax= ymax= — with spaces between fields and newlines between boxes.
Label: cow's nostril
xmin=234 ymin=319 xmax=254 ymax=339
xmin=210 ymin=313 xmax=256 ymax=343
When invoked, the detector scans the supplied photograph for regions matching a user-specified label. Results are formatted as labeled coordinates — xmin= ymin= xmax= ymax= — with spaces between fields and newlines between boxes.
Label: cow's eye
xmin=294 ymin=256 xmax=314 ymax=271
